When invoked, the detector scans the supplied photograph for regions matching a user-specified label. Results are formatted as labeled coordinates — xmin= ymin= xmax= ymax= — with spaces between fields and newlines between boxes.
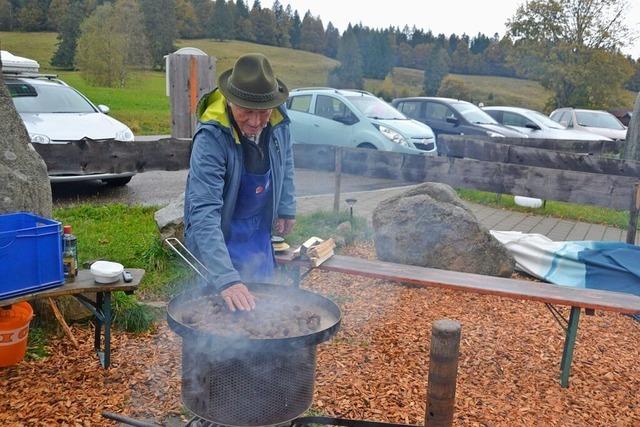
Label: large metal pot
xmin=167 ymin=283 xmax=341 ymax=427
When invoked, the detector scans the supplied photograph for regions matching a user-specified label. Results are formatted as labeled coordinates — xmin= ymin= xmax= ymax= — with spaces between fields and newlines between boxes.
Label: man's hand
xmin=275 ymin=218 xmax=296 ymax=235
xmin=220 ymin=283 xmax=256 ymax=312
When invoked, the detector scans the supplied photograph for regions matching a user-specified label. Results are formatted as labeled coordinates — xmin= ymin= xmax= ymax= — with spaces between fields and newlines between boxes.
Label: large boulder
xmin=372 ymin=183 xmax=514 ymax=277
xmin=155 ymin=193 xmax=185 ymax=241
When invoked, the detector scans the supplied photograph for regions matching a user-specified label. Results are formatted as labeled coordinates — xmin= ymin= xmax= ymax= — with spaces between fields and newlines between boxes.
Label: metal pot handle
xmin=164 ymin=237 xmax=211 ymax=281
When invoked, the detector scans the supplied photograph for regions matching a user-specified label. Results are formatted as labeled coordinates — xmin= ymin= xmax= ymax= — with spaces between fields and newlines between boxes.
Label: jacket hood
xmin=196 ymin=88 xmax=289 ymax=144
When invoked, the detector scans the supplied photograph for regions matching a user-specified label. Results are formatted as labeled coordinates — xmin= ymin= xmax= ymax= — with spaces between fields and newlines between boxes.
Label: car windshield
xmin=346 ymin=95 xmax=406 ymax=120
xmin=575 ymin=111 xmax=625 ymax=130
xmin=529 ymin=111 xmax=565 ymax=129
xmin=454 ymin=103 xmax=498 ymax=124
xmin=8 ymin=82 xmax=96 ymax=114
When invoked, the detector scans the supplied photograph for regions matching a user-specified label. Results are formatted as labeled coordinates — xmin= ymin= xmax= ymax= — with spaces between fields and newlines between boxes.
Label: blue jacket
xmin=183 ymin=89 xmax=296 ymax=289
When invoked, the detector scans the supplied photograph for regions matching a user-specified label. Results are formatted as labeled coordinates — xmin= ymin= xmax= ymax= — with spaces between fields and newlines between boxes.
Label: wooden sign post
xmin=167 ymin=48 xmax=216 ymax=139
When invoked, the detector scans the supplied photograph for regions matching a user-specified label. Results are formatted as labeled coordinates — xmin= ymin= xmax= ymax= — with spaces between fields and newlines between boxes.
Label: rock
xmin=155 ymin=193 xmax=185 ymax=241
xmin=372 ymin=183 xmax=514 ymax=277
xmin=0 ymin=62 xmax=52 ymax=217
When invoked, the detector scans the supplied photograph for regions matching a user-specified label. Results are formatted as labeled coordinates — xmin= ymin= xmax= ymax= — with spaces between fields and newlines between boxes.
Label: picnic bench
xmin=276 ymin=254 xmax=640 ymax=388
xmin=0 ymin=269 xmax=144 ymax=368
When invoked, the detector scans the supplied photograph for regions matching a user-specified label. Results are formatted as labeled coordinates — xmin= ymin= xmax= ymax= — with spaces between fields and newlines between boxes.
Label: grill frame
xmin=167 ymin=283 xmax=341 ymax=427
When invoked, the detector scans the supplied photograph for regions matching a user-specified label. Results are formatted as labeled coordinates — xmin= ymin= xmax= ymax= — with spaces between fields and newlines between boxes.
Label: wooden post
xmin=425 ymin=319 xmax=461 ymax=427
xmin=626 ymin=183 xmax=640 ymax=244
xmin=168 ymin=50 xmax=216 ymax=139
xmin=333 ymin=147 xmax=342 ymax=213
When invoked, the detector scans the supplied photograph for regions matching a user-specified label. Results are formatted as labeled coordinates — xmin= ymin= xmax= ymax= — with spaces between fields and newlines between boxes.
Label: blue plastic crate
xmin=0 ymin=212 xmax=64 ymax=300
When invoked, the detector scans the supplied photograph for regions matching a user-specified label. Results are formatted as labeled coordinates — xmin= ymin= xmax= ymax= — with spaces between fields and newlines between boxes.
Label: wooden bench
xmin=0 ymin=268 xmax=145 ymax=368
xmin=276 ymin=254 xmax=640 ymax=388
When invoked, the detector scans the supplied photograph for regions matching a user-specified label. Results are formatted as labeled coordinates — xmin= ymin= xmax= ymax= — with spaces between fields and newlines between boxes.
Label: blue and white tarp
xmin=490 ymin=230 xmax=640 ymax=297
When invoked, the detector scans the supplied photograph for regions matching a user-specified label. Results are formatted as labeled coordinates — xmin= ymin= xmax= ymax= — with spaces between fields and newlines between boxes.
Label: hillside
xmin=1 ymin=32 xmax=634 ymax=133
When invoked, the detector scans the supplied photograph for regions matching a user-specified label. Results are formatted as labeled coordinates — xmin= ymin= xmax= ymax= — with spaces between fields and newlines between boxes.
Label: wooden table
xmin=1 ymin=269 xmax=145 ymax=368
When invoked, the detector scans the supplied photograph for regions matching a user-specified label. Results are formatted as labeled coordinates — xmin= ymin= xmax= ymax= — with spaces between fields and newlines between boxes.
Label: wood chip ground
xmin=1 ymin=242 xmax=639 ymax=426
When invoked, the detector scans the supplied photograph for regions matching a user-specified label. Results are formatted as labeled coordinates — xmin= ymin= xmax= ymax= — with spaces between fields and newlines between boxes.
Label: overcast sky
xmin=279 ymin=0 xmax=640 ymax=59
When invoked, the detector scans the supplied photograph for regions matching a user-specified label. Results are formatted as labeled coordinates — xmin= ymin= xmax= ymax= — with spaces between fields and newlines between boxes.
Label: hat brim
xmin=218 ymin=69 xmax=289 ymax=110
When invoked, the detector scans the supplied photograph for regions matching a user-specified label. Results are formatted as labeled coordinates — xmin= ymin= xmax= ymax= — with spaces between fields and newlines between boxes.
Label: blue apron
xmin=226 ymin=167 xmax=275 ymax=283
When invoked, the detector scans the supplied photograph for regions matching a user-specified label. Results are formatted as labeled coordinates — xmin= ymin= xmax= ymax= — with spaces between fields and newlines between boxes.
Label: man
xmin=184 ymin=53 xmax=296 ymax=312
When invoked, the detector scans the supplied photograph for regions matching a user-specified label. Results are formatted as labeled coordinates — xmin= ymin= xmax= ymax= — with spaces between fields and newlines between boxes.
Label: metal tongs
xmin=164 ymin=237 xmax=211 ymax=281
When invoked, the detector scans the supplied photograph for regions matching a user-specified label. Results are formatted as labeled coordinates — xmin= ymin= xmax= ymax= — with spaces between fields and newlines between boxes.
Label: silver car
xmin=484 ymin=106 xmax=610 ymax=141
xmin=549 ymin=108 xmax=626 ymax=141
xmin=6 ymin=76 xmax=136 ymax=185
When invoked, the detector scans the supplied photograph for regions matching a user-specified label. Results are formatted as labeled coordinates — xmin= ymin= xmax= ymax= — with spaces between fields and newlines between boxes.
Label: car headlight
xmin=486 ymin=131 xmax=505 ymax=138
xmin=29 ymin=134 xmax=51 ymax=144
xmin=115 ymin=129 xmax=134 ymax=141
xmin=376 ymin=125 xmax=408 ymax=146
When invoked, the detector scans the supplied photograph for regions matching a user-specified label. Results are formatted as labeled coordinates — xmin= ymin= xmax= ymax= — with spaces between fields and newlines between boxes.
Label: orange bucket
xmin=0 ymin=302 xmax=34 ymax=367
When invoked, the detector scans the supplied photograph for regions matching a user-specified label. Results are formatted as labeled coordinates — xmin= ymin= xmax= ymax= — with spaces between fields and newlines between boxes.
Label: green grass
xmin=0 ymin=31 xmax=58 ymax=69
xmin=457 ymin=188 xmax=635 ymax=229
xmin=284 ymin=211 xmax=371 ymax=247
xmin=53 ymin=204 xmax=191 ymax=299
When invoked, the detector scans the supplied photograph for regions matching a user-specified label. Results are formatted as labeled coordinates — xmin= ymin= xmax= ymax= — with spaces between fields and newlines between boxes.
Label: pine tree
xmin=271 ymin=0 xmax=290 ymax=47
xmin=209 ymin=0 xmax=232 ymax=40
xmin=0 ymin=0 xmax=12 ymax=31
xmin=16 ymin=0 xmax=49 ymax=31
xmin=175 ymin=0 xmax=199 ymax=38
xmin=299 ymin=11 xmax=324 ymax=54
xmin=250 ymin=5 xmax=276 ymax=45
xmin=233 ymin=0 xmax=254 ymax=41
xmin=289 ymin=9 xmax=301 ymax=49
xmin=423 ymin=46 xmax=449 ymax=96
xmin=140 ymin=0 xmax=177 ymax=69
xmin=51 ymin=0 xmax=86 ymax=68
xmin=324 ymin=21 xmax=339 ymax=58
xmin=328 ymin=28 xmax=363 ymax=89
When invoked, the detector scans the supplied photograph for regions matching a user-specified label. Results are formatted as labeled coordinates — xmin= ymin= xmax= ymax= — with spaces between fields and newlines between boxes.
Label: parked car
xmin=390 ymin=97 xmax=527 ymax=140
xmin=285 ymin=88 xmax=437 ymax=155
xmin=483 ymin=106 xmax=610 ymax=141
xmin=549 ymin=108 xmax=627 ymax=141
xmin=3 ymin=50 xmax=136 ymax=185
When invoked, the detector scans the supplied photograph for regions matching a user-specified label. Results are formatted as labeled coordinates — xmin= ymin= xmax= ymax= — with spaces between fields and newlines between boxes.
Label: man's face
xmin=229 ymin=104 xmax=273 ymax=138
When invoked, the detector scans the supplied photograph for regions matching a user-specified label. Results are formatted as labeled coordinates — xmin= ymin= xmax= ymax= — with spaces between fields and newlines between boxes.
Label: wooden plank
xmin=565 ymin=222 xmax=591 ymax=241
xmin=438 ymin=137 xmax=637 ymax=177
xmin=297 ymin=145 xmax=639 ymax=210
xmin=280 ymin=255 xmax=640 ymax=314
xmin=438 ymin=135 xmax=622 ymax=156
xmin=584 ymin=224 xmax=607 ymax=241
xmin=0 ymin=269 xmax=144 ymax=306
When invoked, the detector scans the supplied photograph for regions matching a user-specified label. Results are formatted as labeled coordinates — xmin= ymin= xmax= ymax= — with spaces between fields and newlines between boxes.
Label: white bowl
xmin=90 ymin=261 xmax=124 ymax=284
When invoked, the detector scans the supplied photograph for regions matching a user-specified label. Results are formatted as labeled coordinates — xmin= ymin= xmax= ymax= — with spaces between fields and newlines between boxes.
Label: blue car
xmin=286 ymin=88 xmax=437 ymax=155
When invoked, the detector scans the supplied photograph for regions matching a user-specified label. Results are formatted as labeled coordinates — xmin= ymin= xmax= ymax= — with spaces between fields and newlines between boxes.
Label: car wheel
xmin=103 ymin=176 xmax=132 ymax=186
xmin=357 ymin=143 xmax=377 ymax=149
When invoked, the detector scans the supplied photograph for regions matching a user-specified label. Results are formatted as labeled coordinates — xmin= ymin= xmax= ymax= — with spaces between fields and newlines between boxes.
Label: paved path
xmin=297 ymin=184 xmax=638 ymax=244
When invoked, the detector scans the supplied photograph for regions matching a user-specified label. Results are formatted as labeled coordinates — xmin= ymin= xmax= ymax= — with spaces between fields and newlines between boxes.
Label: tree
xmin=423 ymin=46 xmax=448 ymax=96
xmin=271 ymin=0 xmax=290 ymax=47
xmin=328 ymin=28 xmax=362 ymax=89
xmin=299 ymin=11 xmax=324 ymax=53
xmin=324 ymin=21 xmax=339 ymax=58
xmin=140 ymin=0 xmax=176 ymax=69
xmin=250 ymin=5 xmax=276 ymax=45
xmin=175 ymin=0 xmax=199 ymax=38
xmin=75 ymin=0 xmax=149 ymax=87
xmin=507 ymin=0 xmax=635 ymax=110
xmin=51 ymin=0 xmax=88 ymax=69
xmin=209 ymin=0 xmax=232 ymax=40
xmin=15 ymin=0 xmax=50 ymax=31
xmin=233 ymin=0 xmax=254 ymax=41
xmin=0 ymin=0 xmax=12 ymax=30
xmin=288 ymin=9 xmax=301 ymax=48
xmin=437 ymin=76 xmax=470 ymax=100
xmin=47 ymin=0 xmax=69 ymax=31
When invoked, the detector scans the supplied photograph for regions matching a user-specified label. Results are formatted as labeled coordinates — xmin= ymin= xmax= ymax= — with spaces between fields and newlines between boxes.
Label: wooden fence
xmin=33 ymin=135 xmax=640 ymax=242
